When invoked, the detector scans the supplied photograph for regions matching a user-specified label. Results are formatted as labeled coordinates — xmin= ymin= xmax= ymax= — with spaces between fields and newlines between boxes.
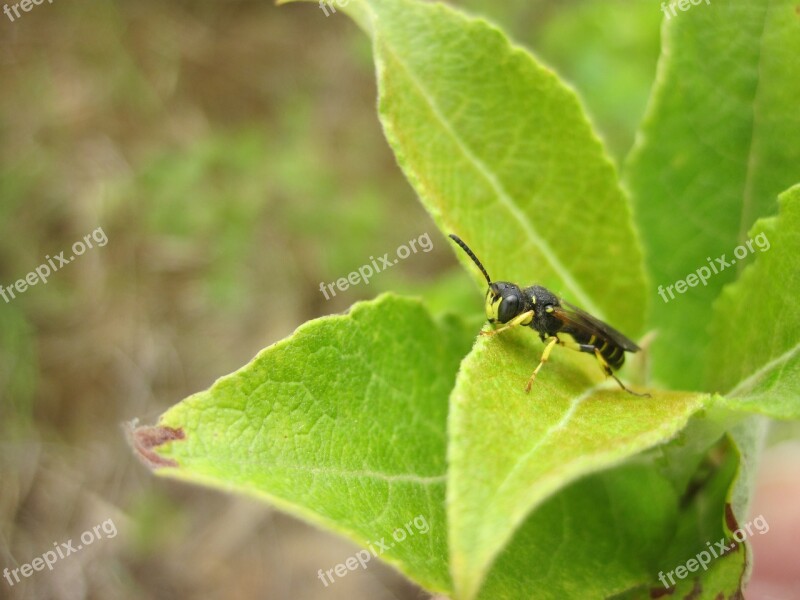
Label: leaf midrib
xmin=728 ymin=341 xmax=800 ymax=397
xmin=375 ymin=24 xmax=606 ymax=320
xmin=737 ymin=0 xmax=772 ymax=247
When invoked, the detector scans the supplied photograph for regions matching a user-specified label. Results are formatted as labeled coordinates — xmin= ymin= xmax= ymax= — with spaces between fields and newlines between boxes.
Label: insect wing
xmin=554 ymin=301 xmax=641 ymax=352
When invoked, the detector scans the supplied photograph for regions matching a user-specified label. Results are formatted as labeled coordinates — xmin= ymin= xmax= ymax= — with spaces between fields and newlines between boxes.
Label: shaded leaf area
xmin=625 ymin=0 xmax=800 ymax=389
xmin=649 ymin=435 xmax=745 ymax=600
xmin=724 ymin=416 xmax=769 ymax=536
xmin=478 ymin=465 xmax=680 ymax=600
xmin=474 ymin=429 xmax=744 ymax=600
xmin=146 ymin=294 xmax=474 ymax=593
xmin=709 ymin=186 xmax=800 ymax=418
xmin=626 ymin=415 xmax=767 ymax=600
xmin=305 ymin=0 xmax=647 ymax=333
xmin=447 ymin=328 xmax=708 ymax=599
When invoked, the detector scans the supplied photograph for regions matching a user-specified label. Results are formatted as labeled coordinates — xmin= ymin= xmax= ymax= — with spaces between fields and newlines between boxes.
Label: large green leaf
xmin=458 ymin=405 xmax=758 ymax=600
xmin=709 ymin=185 xmax=800 ymax=418
xmin=477 ymin=464 xmax=681 ymax=600
xmin=131 ymin=294 xmax=473 ymax=593
xmin=285 ymin=0 xmax=647 ymax=334
xmin=447 ymin=327 xmax=708 ymax=599
xmin=625 ymin=0 xmax=800 ymax=389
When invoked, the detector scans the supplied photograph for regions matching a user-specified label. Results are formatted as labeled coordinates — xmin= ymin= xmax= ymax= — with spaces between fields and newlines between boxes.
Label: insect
xmin=449 ymin=234 xmax=648 ymax=397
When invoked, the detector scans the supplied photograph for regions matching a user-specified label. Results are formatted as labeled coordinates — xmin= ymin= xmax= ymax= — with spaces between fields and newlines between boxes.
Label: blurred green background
xmin=9 ymin=1 xmax=792 ymax=599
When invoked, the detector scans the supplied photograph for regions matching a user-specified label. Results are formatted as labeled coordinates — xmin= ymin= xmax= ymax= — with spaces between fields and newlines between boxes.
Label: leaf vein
xmin=727 ymin=342 xmax=800 ymax=397
xmin=379 ymin=40 xmax=604 ymax=318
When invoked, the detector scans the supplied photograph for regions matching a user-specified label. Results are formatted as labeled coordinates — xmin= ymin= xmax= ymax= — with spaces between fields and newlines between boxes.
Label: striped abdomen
xmin=582 ymin=332 xmax=626 ymax=370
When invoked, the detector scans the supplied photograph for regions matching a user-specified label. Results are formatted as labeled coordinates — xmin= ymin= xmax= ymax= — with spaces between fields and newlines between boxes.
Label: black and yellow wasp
xmin=449 ymin=234 xmax=648 ymax=397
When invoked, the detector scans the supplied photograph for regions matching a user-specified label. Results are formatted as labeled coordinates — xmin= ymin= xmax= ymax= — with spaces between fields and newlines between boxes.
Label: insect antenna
xmin=449 ymin=234 xmax=492 ymax=285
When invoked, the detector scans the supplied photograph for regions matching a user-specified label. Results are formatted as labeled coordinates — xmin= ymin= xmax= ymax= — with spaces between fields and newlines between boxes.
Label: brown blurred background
xmin=1 ymin=1 xmax=797 ymax=599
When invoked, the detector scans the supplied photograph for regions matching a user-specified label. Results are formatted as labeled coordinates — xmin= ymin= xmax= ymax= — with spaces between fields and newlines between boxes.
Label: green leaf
xmin=133 ymin=294 xmax=473 ymax=594
xmin=447 ymin=327 xmax=708 ymax=599
xmin=624 ymin=0 xmax=800 ymax=389
xmin=651 ymin=427 xmax=745 ymax=599
xmin=476 ymin=464 xmax=682 ymax=600
xmin=650 ymin=416 xmax=768 ymax=600
xmin=287 ymin=0 xmax=648 ymax=334
xmin=709 ymin=185 xmax=800 ymax=418
xmin=725 ymin=415 xmax=770 ymax=588
xmin=461 ymin=407 xmax=758 ymax=600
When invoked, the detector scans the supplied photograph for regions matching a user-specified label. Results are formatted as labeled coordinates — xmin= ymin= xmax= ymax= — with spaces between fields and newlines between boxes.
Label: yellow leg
xmin=525 ymin=336 xmax=559 ymax=393
xmin=480 ymin=310 xmax=534 ymax=337
xmin=593 ymin=348 xmax=650 ymax=397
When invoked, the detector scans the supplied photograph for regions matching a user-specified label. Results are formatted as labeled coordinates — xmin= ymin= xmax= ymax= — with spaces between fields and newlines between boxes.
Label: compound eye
xmin=498 ymin=294 xmax=519 ymax=323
